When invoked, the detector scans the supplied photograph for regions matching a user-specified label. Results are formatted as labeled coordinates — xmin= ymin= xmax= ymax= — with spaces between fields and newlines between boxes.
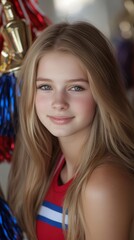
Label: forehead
xmin=37 ymin=51 xmax=88 ymax=80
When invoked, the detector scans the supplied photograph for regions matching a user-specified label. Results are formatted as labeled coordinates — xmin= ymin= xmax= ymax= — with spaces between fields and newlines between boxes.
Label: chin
xmin=50 ymin=131 xmax=71 ymax=138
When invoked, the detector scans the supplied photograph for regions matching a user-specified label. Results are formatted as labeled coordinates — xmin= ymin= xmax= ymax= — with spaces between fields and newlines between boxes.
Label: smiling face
xmin=35 ymin=51 xmax=96 ymax=141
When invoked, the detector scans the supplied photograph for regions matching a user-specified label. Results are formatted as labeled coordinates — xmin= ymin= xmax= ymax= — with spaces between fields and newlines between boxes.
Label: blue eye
xmin=37 ymin=85 xmax=52 ymax=90
xmin=70 ymin=86 xmax=84 ymax=91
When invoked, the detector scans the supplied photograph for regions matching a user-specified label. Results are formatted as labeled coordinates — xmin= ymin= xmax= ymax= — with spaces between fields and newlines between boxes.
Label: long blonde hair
xmin=8 ymin=22 xmax=134 ymax=240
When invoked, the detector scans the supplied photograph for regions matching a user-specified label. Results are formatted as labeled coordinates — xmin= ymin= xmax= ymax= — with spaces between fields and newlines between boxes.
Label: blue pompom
xmin=0 ymin=197 xmax=23 ymax=239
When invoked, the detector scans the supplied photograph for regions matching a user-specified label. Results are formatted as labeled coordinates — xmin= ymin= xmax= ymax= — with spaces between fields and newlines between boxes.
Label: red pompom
xmin=0 ymin=35 xmax=4 ymax=53
xmin=0 ymin=136 xmax=14 ymax=163
xmin=9 ymin=0 xmax=51 ymax=37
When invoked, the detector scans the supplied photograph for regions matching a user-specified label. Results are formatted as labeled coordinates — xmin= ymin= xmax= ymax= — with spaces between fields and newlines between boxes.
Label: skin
xmin=82 ymin=164 xmax=134 ymax=240
xmin=36 ymin=50 xmax=134 ymax=240
xmin=36 ymin=50 xmax=96 ymax=178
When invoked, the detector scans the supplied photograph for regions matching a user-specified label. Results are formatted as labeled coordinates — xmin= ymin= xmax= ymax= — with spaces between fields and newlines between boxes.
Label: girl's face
xmin=35 ymin=51 xmax=96 ymax=140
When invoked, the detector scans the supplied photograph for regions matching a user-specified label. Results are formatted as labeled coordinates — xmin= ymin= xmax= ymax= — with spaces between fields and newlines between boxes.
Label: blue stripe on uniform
xmin=37 ymin=215 xmax=62 ymax=228
xmin=42 ymin=201 xmax=63 ymax=212
xmin=37 ymin=201 xmax=68 ymax=229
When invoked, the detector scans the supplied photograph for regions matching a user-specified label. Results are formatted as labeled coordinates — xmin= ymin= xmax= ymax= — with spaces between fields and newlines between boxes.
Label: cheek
xmin=85 ymin=98 xmax=96 ymax=111
xmin=35 ymin=94 xmax=49 ymax=112
xmin=73 ymin=96 xmax=96 ymax=115
xmin=84 ymin=101 xmax=96 ymax=120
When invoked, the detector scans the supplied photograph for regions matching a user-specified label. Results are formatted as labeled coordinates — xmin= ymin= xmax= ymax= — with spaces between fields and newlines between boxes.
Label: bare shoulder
xmin=82 ymin=163 xmax=134 ymax=240
xmin=86 ymin=163 xmax=134 ymax=196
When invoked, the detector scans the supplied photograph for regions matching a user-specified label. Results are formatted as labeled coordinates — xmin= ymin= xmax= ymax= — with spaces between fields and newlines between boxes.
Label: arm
xmin=82 ymin=164 xmax=134 ymax=240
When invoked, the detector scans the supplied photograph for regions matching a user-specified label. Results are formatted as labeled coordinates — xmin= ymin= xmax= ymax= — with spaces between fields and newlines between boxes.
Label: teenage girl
xmin=8 ymin=21 xmax=134 ymax=240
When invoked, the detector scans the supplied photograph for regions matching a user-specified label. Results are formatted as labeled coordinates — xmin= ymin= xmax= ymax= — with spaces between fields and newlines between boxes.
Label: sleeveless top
xmin=0 ymin=197 xmax=23 ymax=239
xmin=36 ymin=156 xmax=73 ymax=240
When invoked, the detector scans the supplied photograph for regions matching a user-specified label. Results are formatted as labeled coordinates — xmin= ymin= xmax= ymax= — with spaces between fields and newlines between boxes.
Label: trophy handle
xmin=2 ymin=20 xmax=32 ymax=60
xmin=0 ymin=0 xmax=32 ymax=73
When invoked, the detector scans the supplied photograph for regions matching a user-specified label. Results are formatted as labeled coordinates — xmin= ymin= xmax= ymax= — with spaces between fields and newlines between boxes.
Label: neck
xmin=58 ymin=133 xmax=87 ymax=180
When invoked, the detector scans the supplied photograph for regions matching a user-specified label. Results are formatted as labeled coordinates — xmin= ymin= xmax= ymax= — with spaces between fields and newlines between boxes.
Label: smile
xmin=48 ymin=116 xmax=74 ymax=125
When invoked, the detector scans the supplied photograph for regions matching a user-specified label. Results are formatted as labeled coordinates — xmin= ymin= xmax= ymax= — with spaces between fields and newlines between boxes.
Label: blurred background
xmin=39 ymin=0 xmax=123 ymax=39
xmin=0 ymin=0 xmax=134 ymax=195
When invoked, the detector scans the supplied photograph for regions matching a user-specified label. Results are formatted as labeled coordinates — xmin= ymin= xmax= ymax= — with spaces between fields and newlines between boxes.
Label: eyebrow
xmin=36 ymin=78 xmax=88 ymax=83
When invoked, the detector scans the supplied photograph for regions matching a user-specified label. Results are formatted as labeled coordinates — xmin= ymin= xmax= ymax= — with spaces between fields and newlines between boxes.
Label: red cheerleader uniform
xmin=36 ymin=155 xmax=73 ymax=240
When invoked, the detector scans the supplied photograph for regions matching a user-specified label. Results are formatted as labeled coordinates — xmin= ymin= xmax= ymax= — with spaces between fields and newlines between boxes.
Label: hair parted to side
xmin=8 ymin=21 xmax=134 ymax=240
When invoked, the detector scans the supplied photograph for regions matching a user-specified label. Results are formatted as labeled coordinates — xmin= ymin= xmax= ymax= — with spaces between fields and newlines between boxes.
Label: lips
xmin=48 ymin=116 xmax=74 ymax=124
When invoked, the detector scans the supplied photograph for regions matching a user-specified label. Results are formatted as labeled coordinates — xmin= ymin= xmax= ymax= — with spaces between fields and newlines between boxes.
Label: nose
xmin=52 ymin=91 xmax=69 ymax=111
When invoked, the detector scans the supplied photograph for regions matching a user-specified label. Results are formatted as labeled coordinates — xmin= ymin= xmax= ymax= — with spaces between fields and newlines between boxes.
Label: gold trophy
xmin=0 ymin=0 xmax=32 ymax=73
